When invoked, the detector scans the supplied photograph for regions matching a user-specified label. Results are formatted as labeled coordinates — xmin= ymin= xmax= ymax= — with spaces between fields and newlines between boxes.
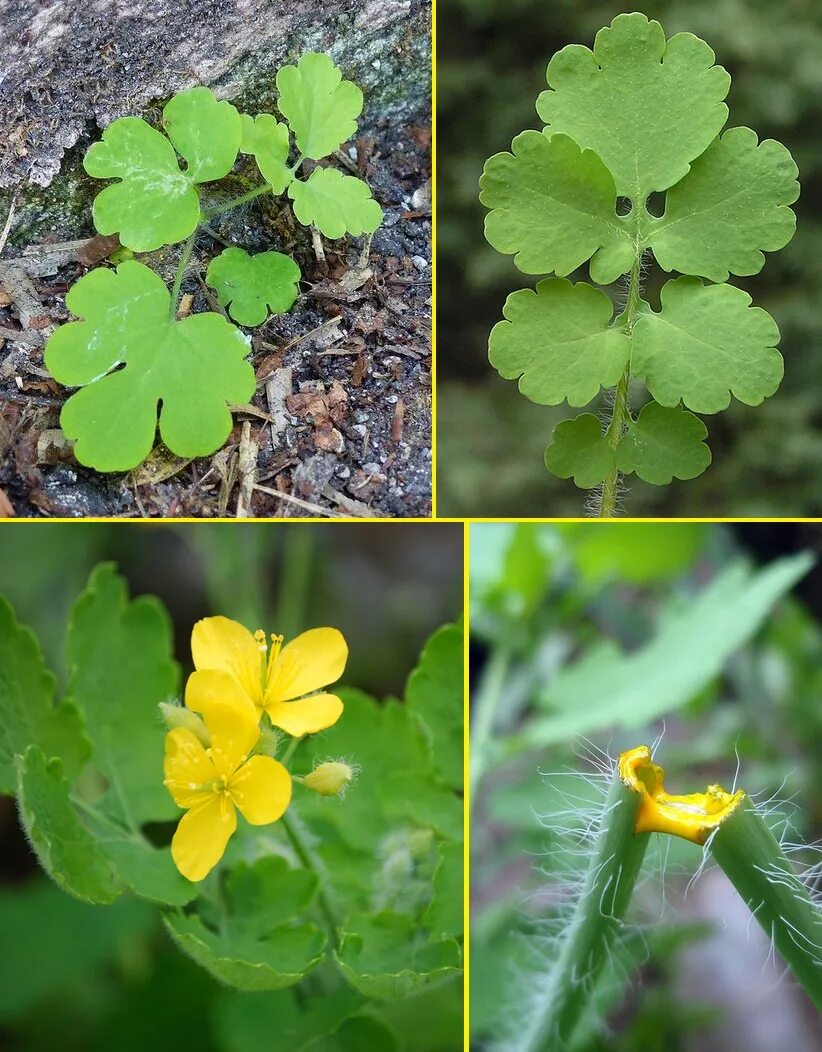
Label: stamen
xmin=254 ymin=629 xmax=268 ymax=653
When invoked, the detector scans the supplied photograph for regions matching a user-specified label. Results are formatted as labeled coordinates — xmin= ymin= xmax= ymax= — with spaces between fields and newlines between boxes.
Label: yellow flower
xmin=163 ymin=690 xmax=291 ymax=881
xmin=186 ymin=616 xmax=348 ymax=737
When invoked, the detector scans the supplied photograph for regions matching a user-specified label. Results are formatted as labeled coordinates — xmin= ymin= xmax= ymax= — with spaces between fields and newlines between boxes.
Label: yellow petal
xmin=163 ymin=728 xmax=215 ymax=809
xmin=230 ymin=755 xmax=292 ymax=825
xmin=185 ymin=669 xmax=260 ymax=778
xmin=266 ymin=627 xmax=348 ymax=703
xmin=171 ymin=793 xmax=236 ymax=882
xmin=266 ymin=692 xmax=344 ymax=737
xmin=191 ymin=616 xmax=263 ymax=706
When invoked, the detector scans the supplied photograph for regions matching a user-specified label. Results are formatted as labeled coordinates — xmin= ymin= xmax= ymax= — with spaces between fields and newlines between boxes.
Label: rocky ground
xmin=0 ymin=0 xmax=430 ymax=518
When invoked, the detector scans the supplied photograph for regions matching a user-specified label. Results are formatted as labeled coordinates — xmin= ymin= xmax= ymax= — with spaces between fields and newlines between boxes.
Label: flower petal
xmin=230 ymin=755 xmax=292 ymax=825
xmin=163 ymin=728 xmax=215 ymax=808
xmin=266 ymin=627 xmax=348 ymax=703
xmin=266 ymin=692 xmax=344 ymax=737
xmin=171 ymin=793 xmax=236 ymax=882
xmin=191 ymin=615 xmax=263 ymax=706
xmin=185 ymin=669 xmax=260 ymax=778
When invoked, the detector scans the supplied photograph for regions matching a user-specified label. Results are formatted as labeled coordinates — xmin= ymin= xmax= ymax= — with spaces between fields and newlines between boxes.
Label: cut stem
xmin=509 ymin=765 xmax=650 ymax=1052
xmin=710 ymin=797 xmax=822 ymax=1010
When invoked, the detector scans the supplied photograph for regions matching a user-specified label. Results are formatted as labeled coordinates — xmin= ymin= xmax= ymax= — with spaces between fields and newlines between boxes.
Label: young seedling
xmin=480 ymin=13 xmax=798 ymax=516
xmin=44 ymin=53 xmax=382 ymax=472
xmin=506 ymin=745 xmax=822 ymax=1052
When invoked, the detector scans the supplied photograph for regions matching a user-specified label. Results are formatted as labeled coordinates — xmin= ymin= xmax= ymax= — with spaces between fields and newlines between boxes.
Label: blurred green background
xmin=470 ymin=521 xmax=822 ymax=1049
xmin=0 ymin=522 xmax=462 ymax=1052
xmin=437 ymin=0 xmax=822 ymax=516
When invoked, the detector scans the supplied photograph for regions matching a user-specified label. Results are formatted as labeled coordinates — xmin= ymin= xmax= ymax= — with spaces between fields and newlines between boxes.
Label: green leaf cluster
xmin=1 ymin=570 xmax=462 ymax=1048
xmin=480 ymin=13 xmax=799 ymax=497
xmin=43 ymin=53 xmax=381 ymax=472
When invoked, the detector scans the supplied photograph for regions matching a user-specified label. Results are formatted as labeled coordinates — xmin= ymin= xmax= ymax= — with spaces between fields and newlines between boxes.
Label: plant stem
xmin=597 ymin=246 xmax=643 ymax=518
xmin=280 ymin=809 xmax=341 ymax=951
xmin=201 ymin=183 xmax=273 ymax=220
xmin=281 ymin=734 xmax=303 ymax=767
xmin=469 ymin=644 xmax=511 ymax=816
xmin=710 ymin=798 xmax=822 ymax=1009
xmin=510 ymin=772 xmax=649 ymax=1052
xmin=169 ymin=229 xmax=198 ymax=319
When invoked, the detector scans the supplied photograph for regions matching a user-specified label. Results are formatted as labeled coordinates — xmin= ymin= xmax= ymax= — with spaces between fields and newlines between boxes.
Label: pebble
xmin=412 ymin=255 xmax=428 ymax=270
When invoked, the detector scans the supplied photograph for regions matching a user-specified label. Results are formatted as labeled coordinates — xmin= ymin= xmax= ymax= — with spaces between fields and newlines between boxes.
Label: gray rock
xmin=0 ymin=0 xmax=430 ymax=242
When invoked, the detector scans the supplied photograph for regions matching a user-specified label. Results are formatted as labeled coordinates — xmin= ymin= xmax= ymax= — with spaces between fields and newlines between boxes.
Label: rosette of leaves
xmin=0 ymin=569 xmax=462 ymax=1050
xmin=43 ymin=54 xmax=382 ymax=472
xmin=479 ymin=13 xmax=799 ymax=516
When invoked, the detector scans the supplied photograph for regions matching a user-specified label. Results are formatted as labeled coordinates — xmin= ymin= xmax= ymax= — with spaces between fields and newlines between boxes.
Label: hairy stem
xmin=506 ymin=770 xmax=649 ymax=1052
xmin=169 ymin=229 xmax=198 ymax=319
xmin=201 ymin=183 xmax=273 ymax=220
xmin=597 ymin=246 xmax=643 ymax=518
xmin=469 ymin=644 xmax=511 ymax=815
xmin=280 ymin=809 xmax=340 ymax=950
xmin=710 ymin=798 xmax=822 ymax=1009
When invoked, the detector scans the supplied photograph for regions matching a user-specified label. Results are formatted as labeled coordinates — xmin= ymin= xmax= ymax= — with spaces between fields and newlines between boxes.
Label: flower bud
xmin=256 ymin=726 xmax=282 ymax=758
xmin=159 ymin=702 xmax=210 ymax=747
xmin=303 ymin=760 xmax=357 ymax=798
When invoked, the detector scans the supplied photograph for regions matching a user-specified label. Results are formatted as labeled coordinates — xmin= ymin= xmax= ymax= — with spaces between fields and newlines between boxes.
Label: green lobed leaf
xmin=289 ymin=167 xmax=382 ymax=238
xmin=631 ymin=276 xmax=783 ymax=414
xmin=615 ymin=401 xmax=711 ymax=485
xmin=0 ymin=596 xmax=88 ymax=795
xmin=480 ymin=131 xmax=631 ymax=278
xmin=161 ymin=86 xmax=241 ymax=182
xmin=240 ymin=113 xmax=293 ymax=192
xmin=544 ymin=413 xmax=615 ymax=488
xmin=85 ymin=88 xmax=240 ymax=251
xmin=45 ymin=260 xmax=255 ymax=470
xmin=488 ymin=278 xmax=630 ymax=407
xmin=277 ymin=53 xmax=363 ymax=160
xmin=405 ymin=622 xmax=464 ymax=792
xmin=223 ymin=856 xmax=319 ymax=937
xmin=536 ymin=12 xmax=730 ymax=201
xmin=65 ymin=564 xmax=179 ymax=824
xmin=335 ymin=912 xmax=461 ymax=1000
xmin=16 ymin=746 xmax=119 ymax=905
xmin=517 ymin=552 xmax=813 ymax=747
xmin=205 ymin=247 xmax=301 ymax=326
xmin=423 ymin=841 xmax=463 ymax=941
xmin=649 ymin=126 xmax=799 ymax=282
xmin=163 ymin=913 xmax=325 ymax=991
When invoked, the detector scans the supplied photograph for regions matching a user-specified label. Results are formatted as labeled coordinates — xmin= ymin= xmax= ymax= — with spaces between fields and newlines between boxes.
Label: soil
xmin=0 ymin=119 xmax=431 ymax=518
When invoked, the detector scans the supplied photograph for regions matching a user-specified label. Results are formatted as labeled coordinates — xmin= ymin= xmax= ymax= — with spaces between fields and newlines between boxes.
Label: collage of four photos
xmin=1 ymin=1 xmax=822 ymax=1050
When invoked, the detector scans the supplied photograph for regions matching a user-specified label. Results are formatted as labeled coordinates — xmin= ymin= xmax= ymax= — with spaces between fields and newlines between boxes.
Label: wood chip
xmin=321 ymin=483 xmax=375 ymax=518
xmin=265 ymin=366 xmax=293 ymax=448
xmin=235 ymin=421 xmax=258 ymax=517
xmin=310 ymin=226 xmax=325 ymax=262
xmin=36 ymin=428 xmax=73 ymax=465
xmin=232 ymin=402 xmax=274 ymax=424
xmin=253 ymin=482 xmax=339 ymax=518
xmin=177 ymin=292 xmax=194 ymax=318
xmin=0 ymin=487 xmax=15 ymax=518
xmin=391 ymin=397 xmax=405 ymax=444
xmin=131 ymin=447 xmax=193 ymax=485
xmin=75 ymin=234 xmax=121 ymax=268
xmin=0 ymin=265 xmax=49 ymax=329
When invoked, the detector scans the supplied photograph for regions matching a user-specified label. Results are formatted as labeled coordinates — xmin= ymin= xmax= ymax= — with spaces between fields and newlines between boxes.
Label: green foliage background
xmin=0 ymin=523 xmax=463 ymax=1052
xmin=470 ymin=521 xmax=822 ymax=1049
xmin=437 ymin=0 xmax=822 ymax=516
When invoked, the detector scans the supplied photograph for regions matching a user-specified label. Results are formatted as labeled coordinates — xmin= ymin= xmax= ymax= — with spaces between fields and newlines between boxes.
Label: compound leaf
xmin=162 ymin=86 xmax=242 ymax=182
xmin=488 ymin=278 xmax=630 ymax=406
xmin=631 ymin=276 xmax=783 ymax=414
xmin=480 ymin=131 xmax=632 ymax=278
xmin=0 ymin=597 xmax=88 ymax=795
xmin=649 ymin=127 xmax=799 ymax=281
xmin=240 ymin=113 xmax=293 ymax=193
xmin=16 ymin=746 xmax=119 ymax=905
xmin=288 ymin=167 xmax=382 ymax=238
xmin=335 ymin=912 xmax=461 ymax=1000
xmin=164 ymin=913 xmax=325 ymax=991
xmin=45 ymin=260 xmax=255 ymax=471
xmin=85 ymin=117 xmax=200 ymax=252
xmin=277 ymin=53 xmax=363 ymax=160
xmin=544 ymin=413 xmax=615 ymax=488
xmin=65 ymin=564 xmax=179 ymax=825
xmin=206 ymin=247 xmax=301 ymax=326
xmin=615 ymin=401 xmax=711 ymax=484
xmin=536 ymin=12 xmax=729 ymax=201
